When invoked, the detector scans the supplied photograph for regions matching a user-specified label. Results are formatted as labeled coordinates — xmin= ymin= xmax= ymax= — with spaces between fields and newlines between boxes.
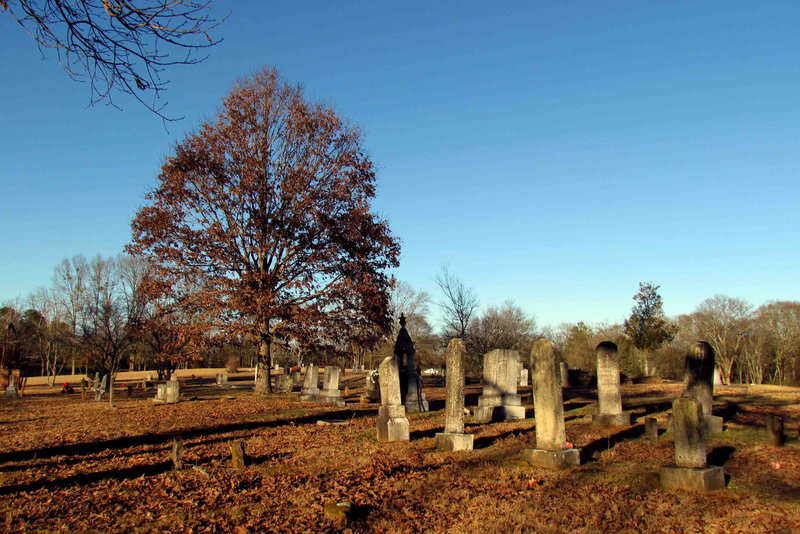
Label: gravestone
xmin=524 ymin=339 xmax=579 ymax=469
xmin=435 ymin=339 xmax=473 ymax=451
xmin=645 ymin=417 xmax=659 ymax=439
xmin=317 ymin=366 xmax=345 ymax=406
xmin=4 ymin=375 xmax=17 ymax=397
xmin=365 ymin=372 xmax=380 ymax=402
xmin=155 ymin=383 xmax=167 ymax=402
xmin=766 ymin=415 xmax=785 ymax=447
xmin=592 ymin=342 xmax=631 ymax=426
xmin=474 ymin=349 xmax=525 ymax=422
xmin=559 ymin=362 xmax=570 ymax=388
xmin=376 ymin=355 xmax=409 ymax=441
xmin=300 ymin=364 xmax=320 ymax=401
xmin=165 ymin=376 xmax=180 ymax=403
xmin=94 ymin=373 xmax=108 ymax=402
xmin=660 ymin=397 xmax=725 ymax=492
xmin=519 ymin=367 xmax=529 ymax=387
xmin=274 ymin=374 xmax=292 ymax=393
xmin=171 ymin=439 xmax=184 ymax=470
xmin=682 ymin=342 xmax=723 ymax=434
xmin=291 ymin=371 xmax=302 ymax=387
xmin=216 ymin=372 xmax=228 ymax=387
xmin=230 ymin=441 xmax=246 ymax=469
xmin=394 ymin=315 xmax=428 ymax=413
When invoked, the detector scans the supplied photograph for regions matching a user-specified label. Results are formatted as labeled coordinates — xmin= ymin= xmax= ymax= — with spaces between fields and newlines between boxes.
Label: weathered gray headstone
xmin=365 ymin=372 xmax=380 ymax=402
xmin=592 ymin=342 xmax=631 ymax=426
xmin=317 ymin=366 xmax=345 ymax=406
xmin=165 ymin=376 xmax=180 ymax=403
xmin=559 ymin=362 xmax=570 ymax=388
xmin=436 ymin=339 xmax=473 ymax=451
xmin=300 ymin=364 xmax=320 ymax=401
xmin=645 ymin=417 xmax=659 ymax=439
xmin=766 ymin=414 xmax=785 ymax=447
xmin=660 ymin=397 xmax=725 ymax=492
xmin=291 ymin=371 xmax=302 ymax=387
xmin=682 ymin=342 xmax=723 ymax=434
xmin=274 ymin=373 xmax=292 ymax=393
xmin=216 ymin=372 xmax=228 ymax=387
xmin=519 ymin=367 xmax=529 ymax=387
xmin=524 ymin=339 xmax=579 ymax=469
xmin=376 ymin=356 xmax=409 ymax=442
xmin=474 ymin=349 xmax=525 ymax=422
xmin=155 ymin=383 xmax=166 ymax=402
xmin=94 ymin=373 xmax=107 ymax=402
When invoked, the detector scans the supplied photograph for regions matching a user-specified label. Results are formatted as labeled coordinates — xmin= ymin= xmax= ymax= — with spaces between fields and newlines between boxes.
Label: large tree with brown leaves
xmin=129 ymin=66 xmax=400 ymax=393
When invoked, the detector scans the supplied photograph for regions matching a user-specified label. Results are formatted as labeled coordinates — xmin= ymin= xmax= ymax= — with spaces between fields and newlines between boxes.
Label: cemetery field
xmin=0 ymin=377 xmax=798 ymax=533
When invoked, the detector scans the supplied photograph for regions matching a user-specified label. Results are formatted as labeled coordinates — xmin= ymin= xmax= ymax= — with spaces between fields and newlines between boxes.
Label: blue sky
xmin=1 ymin=1 xmax=799 ymax=328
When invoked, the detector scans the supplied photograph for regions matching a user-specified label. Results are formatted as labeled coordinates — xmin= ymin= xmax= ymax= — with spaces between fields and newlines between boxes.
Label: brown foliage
xmin=129 ymin=67 xmax=400 ymax=391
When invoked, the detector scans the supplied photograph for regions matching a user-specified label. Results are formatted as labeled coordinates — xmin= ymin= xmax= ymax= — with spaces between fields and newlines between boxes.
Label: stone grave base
xmin=591 ymin=413 xmax=632 ymax=426
xmin=300 ymin=388 xmax=319 ymax=402
xmin=704 ymin=415 xmax=724 ymax=434
xmin=524 ymin=448 xmax=580 ymax=469
xmin=474 ymin=404 xmax=525 ymax=422
xmin=435 ymin=432 xmax=474 ymax=451
xmin=659 ymin=465 xmax=725 ymax=492
xmin=316 ymin=392 xmax=345 ymax=407
xmin=405 ymin=395 xmax=429 ymax=413
xmin=377 ymin=405 xmax=410 ymax=442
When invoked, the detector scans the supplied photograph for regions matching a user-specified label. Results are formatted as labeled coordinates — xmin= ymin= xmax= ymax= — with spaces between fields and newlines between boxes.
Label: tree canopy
xmin=129 ymin=66 xmax=400 ymax=393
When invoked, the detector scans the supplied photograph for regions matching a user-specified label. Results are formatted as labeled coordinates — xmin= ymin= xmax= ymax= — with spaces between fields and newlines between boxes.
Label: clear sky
xmin=1 ymin=1 xmax=799 ymax=329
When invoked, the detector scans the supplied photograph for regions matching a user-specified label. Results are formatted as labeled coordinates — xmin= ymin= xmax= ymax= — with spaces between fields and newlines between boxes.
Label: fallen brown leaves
xmin=0 ymin=382 xmax=798 ymax=533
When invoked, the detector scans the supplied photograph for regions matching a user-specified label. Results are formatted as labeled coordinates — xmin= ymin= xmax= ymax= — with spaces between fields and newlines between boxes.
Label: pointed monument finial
xmin=399 ymin=313 xmax=406 ymax=329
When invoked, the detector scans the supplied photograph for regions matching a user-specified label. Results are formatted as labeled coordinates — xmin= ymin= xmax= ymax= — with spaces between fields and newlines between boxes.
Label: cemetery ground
xmin=0 ymin=374 xmax=798 ymax=533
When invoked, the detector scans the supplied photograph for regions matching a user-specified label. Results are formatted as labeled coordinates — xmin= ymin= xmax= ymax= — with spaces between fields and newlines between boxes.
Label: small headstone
xmin=172 ymin=438 xmax=184 ymax=470
xmin=216 ymin=373 xmax=229 ymax=387
xmin=155 ymin=383 xmax=167 ymax=402
xmin=365 ymin=372 xmax=380 ymax=402
xmin=524 ymin=339 xmax=579 ymax=469
xmin=474 ymin=349 xmax=525 ymax=422
xmin=274 ymin=374 xmax=292 ymax=393
xmin=682 ymin=342 xmax=723 ymax=434
xmin=376 ymin=356 xmax=410 ymax=442
xmin=317 ymin=366 xmax=345 ymax=406
xmin=592 ymin=342 xmax=631 ymax=426
xmin=291 ymin=371 xmax=302 ymax=387
xmin=435 ymin=339 xmax=473 ymax=451
xmin=230 ymin=441 xmax=246 ymax=469
xmin=645 ymin=417 xmax=659 ymax=439
xmin=660 ymin=397 xmax=725 ymax=492
xmin=766 ymin=414 xmax=785 ymax=447
xmin=559 ymin=362 xmax=570 ymax=388
xmin=4 ymin=376 xmax=17 ymax=397
xmin=519 ymin=368 xmax=529 ymax=387
xmin=300 ymin=364 xmax=320 ymax=401
xmin=165 ymin=377 xmax=180 ymax=403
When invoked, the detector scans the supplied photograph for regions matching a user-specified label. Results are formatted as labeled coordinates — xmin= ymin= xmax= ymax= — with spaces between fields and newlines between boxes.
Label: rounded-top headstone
xmin=595 ymin=341 xmax=622 ymax=416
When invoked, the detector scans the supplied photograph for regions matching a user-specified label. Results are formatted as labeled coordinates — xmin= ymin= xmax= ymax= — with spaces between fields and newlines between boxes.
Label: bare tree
xmin=754 ymin=301 xmax=800 ymax=384
xmin=3 ymin=0 xmax=223 ymax=118
xmin=52 ymin=255 xmax=89 ymax=374
xmin=693 ymin=295 xmax=752 ymax=384
xmin=435 ymin=266 xmax=478 ymax=340
xmin=26 ymin=287 xmax=69 ymax=385
xmin=470 ymin=300 xmax=536 ymax=356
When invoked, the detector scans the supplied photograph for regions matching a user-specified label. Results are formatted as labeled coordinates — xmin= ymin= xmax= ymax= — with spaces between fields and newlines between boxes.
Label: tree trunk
xmin=254 ymin=319 xmax=272 ymax=395
xmin=642 ymin=351 xmax=650 ymax=377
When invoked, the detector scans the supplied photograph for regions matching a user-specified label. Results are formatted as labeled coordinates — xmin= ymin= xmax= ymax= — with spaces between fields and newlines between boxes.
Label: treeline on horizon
xmin=2 ymin=256 xmax=798 ymax=389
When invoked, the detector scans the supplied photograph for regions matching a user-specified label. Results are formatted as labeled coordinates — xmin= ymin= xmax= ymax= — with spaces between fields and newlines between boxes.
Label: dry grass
xmin=0 ymin=379 xmax=798 ymax=533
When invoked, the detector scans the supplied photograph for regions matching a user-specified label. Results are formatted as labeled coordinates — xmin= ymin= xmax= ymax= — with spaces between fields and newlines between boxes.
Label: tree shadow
xmin=0 ymin=460 xmax=173 ymax=496
xmin=473 ymin=427 xmax=530 ymax=450
xmin=579 ymin=424 xmax=645 ymax=463
xmin=0 ymin=408 xmax=378 ymax=464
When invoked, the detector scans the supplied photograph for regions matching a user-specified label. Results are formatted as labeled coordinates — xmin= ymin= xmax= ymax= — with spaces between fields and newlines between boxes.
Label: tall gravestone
xmin=682 ymin=342 xmax=723 ymax=434
xmin=660 ymin=397 xmax=725 ymax=492
xmin=300 ymin=364 xmax=320 ymax=401
xmin=559 ymin=362 xmax=570 ymax=388
xmin=165 ymin=376 xmax=180 ymax=403
xmin=524 ymin=339 xmax=579 ymax=468
xmin=394 ymin=315 xmax=428 ymax=413
xmin=376 ymin=356 xmax=410 ymax=441
xmin=435 ymin=339 xmax=473 ymax=451
xmin=317 ymin=366 xmax=345 ymax=406
xmin=592 ymin=342 xmax=631 ymax=426
xmin=474 ymin=349 xmax=525 ymax=422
